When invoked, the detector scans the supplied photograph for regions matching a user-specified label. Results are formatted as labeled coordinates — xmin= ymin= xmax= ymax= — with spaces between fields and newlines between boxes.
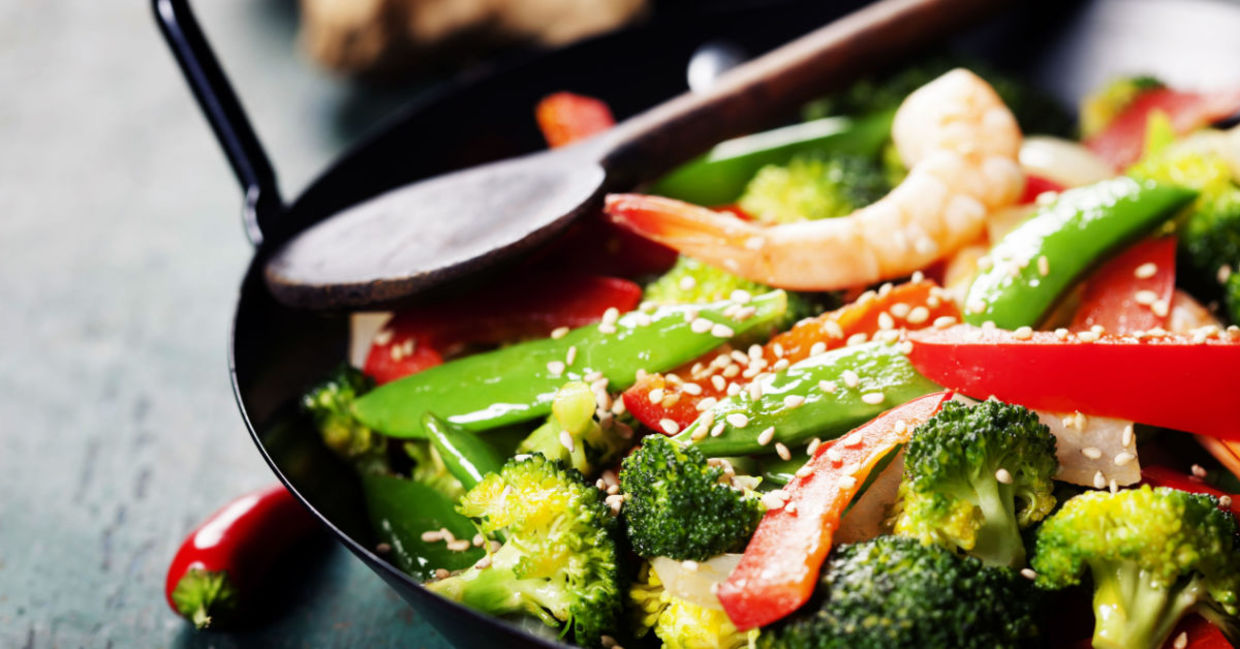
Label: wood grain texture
xmin=0 ymin=1 xmax=450 ymax=647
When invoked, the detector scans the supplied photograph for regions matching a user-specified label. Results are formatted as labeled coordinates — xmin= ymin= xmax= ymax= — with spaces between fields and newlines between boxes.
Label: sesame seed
xmin=1020 ymin=568 xmax=1037 ymax=580
xmin=679 ymin=276 xmax=697 ymax=291
xmin=690 ymin=318 xmax=713 ymax=334
xmin=785 ymin=502 xmax=798 ymax=514
xmin=1151 ymin=300 xmax=1170 ymax=317
xmin=681 ymin=560 xmax=699 ymax=572
xmin=878 ymin=312 xmax=895 ymax=330
xmin=819 ymin=380 xmax=837 ymax=393
xmin=824 ymin=320 xmax=844 ymax=338
xmin=846 ymin=332 xmax=869 ymax=346
xmin=762 ymin=492 xmax=786 ymax=510
xmin=809 ymin=341 xmax=827 ymax=356
xmin=598 ymin=323 xmax=616 ymax=335
xmin=632 ymin=312 xmax=652 ymax=327
xmin=474 ymin=556 xmax=492 ymax=569
xmin=757 ymin=427 xmax=776 ymax=445
xmin=1109 ymin=479 xmax=1119 ymax=494
xmin=434 ymin=568 xmax=451 ymax=580
xmin=912 ymin=271 xmax=925 ymax=283
xmin=1077 ymin=330 xmax=1099 ymax=343
xmin=726 ymin=413 xmax=749 ymax=428
xmin=890 ymin=302 xmax=911 ymax=318
xmin=795 ymin=464 xmax=813 ymax=478
xmin=447 ymin=539 xmax=473 ymax=552
xmin=772 ymin=343 xmax=786 ymax=358
xmin=551 ymin=326 xmax=570 ymax=340
xmin=1192 ymin=464 xmax=1208 ymax=478
xmin=967 ymin=298 xmax=987 ymax=314
xmin=1054 ymin=328 xmax=1069 ymax=340
xmin=1093 ymin=471 xmax=1107 ymax=490
xmin=546 ymin=361 xmax=566 ymax=376
xmin=711 ymin=323 xmax=735 ymax=338
xmin=373 ymin=329 xmax=393 ymax=346
xmin=390 ymin=344 xmax=404 ymax=361
xmin=722 ymin=364 xmax=740 ymax=378
xmin=772 ymin=359 xmax=790 ymax=371
xmin=731 ymin=289 xmax=752 ymax=304
xmin=1122 ymin=424 xmax=1134 ymax=447
xmin=784 ymin=395 xmax=806 ymax=409
xmin=981 ymin=320 xmax=997 ymax=331
xmin=748 ymin=382 xmax=763 ymax=400
xmin=1219 ymin=265 xmax=1234 ymax=284
xmin=826 ymin=445 xmax=843 ymax=463
xmin=473 ymin=533 xmax=485 ymax=547
xmin=1221 ymin=496 xmax=1233 ymax=508
xmin=602 ymin=307 xmax=619 ymax=324
xmin=565 ymin=346 xmax=577 ymax=366
xmin=559 ymin=430 xmax=576 ymax=453
xmin=710 ymin=375 xmax=726 ymax=391
xmin=659 ymin=419 xmax=680 ymax=435
xmin=421 ymin=530 xmax=443 ymax=542
xmin=710 ymin=422 xmax=726 ymax=437
xmin=682 ymin=382 xmax=703 ymax=396
xmin=727 ymin=382 xmax=742 ymax=396
xmin=838 ymin=475 xmax=858 ymax=489
xmin=933 ymin=315 xmax=957 ymax=329
xmin=648 ymin=388 xmax=665 ymax=403
xmin=1081 ymin=447 xmax=1103 ymax=460
xmin=807 ymin=438 xmax=823 ymax=456
xmin=1134 ymin=290 xmax=1158 ymax=305
xmin=601 ymin=635 xmax=617 ymax=648
xmin=842 ymin=433 xmax=863 ymax=448
xmin=1091 ymin=324 xmax=1106 ymax=336
xmin=1013 ymin=326 xmax=1033 ymax=340
xmin=1134 ymin=262 xmax=1158 ymax=279
xmin=1113 ymin=452 xmax=1135 ymax=466
xmin=1173 ymin=631 xmax=1188 ymax=649
xmin=995 ymin=468 xmax=1013 ymax=484
xmin=775 ymin=442 xmax=791 ymax=461
xmin=1037 ymin=255 xmax=1050 ymax=277
xmin=861 ymin=392 xmax=884 ymax=405
xmin=842 ymin=370 xmax=860 ymax=388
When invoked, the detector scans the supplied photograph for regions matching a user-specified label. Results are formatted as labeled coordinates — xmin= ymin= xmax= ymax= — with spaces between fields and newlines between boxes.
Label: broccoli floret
xmin=738 ymin=154 xmax=889 ymax=224
xmin=1080 ymin=75 xmax=1164 ymax=138
xmin=760 ymin=535 xmax=1041 ymax=649
xmin=893 ymin=400 xmax=1058 ymax=568
xmin=1032 ymin=486 xmax=1240 ymax=649
xmin=630 ymin=563 xmax=754 ymax=649
xmin=428 ymin=454 xmax=623 ymax=647
xmin=516 ymin=382 xmax=632 ymax=477
xmin=620 ymin=436 xmax=763 ymax=561
xmin=643 ymin=256 xmax=829 ymax=326
xmin=1226 ymin=271 xmax=1240 ymax=324
xmin=301 ymin=364 xmax=389 ymax=475
xmin=404 ymin=439 xmax=466 ymax=500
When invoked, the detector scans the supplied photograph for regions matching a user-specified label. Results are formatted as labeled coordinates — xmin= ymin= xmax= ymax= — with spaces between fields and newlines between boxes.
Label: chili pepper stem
xmin=171 ymin=568 xmax=239 ymax=630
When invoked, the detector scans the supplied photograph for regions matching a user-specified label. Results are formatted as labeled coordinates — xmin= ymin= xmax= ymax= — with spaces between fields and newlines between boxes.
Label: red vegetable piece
xmin=1071 ymin=236 xmax=1177 ymax=335
xmin=535 ymin=92 xmax=615 ymax=148
xmin=364 ymin=274 xmax=642 ymax=384
xmin=1163 ymin=616 xmax=1236 ymax=649
xmin=1141 ymin=465 xmax=1240 ymax=515
xmin=165 ymin=484 xmax=319 ymax=629
xmin=907 ymin=325 xmax=1240 ymax=440
xmin=1086 ymin=87 xmax=1240 ymax=170
xmin=1019 ymin=174 xmax=1065 ymax=204
xmin=717 ymin=392 xmax=954 ymax=630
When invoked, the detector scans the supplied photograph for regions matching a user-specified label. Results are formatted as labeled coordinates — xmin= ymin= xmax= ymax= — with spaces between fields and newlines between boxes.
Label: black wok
xmin=154 ymin=0 xmax=1240 ymax=646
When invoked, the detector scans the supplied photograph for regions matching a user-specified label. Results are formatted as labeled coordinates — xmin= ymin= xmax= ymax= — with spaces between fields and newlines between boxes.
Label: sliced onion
xmin=349 ymin=311 xmax=392 ymax=368
xmin=1019 ymin=136 xmax=1115 ymax=188
xmin=1168 ymin=289 xmax=1222 ymax=332
xmin=651 ymin=553 xmax=742 ymax=610
xmin=835 ymin=448 xmax=905 ymax=544
xmin=1038 ymin=411 xmax=1140 ymax=488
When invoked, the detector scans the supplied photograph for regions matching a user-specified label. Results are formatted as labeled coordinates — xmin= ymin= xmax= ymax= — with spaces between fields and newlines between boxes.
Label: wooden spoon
xmin=265 ymin=0 xmax=1003 ymax=309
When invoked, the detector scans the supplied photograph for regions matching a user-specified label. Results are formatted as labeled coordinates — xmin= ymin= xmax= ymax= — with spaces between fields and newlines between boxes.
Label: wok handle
xmin=153 ymin=0 xmax=282 ymax=244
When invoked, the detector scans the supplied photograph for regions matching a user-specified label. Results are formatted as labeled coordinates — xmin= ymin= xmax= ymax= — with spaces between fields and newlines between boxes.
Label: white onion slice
xmin=349 ymin=311 xmax=392 ymax=368
xmin=1019 ymin=136 xmax=1115 ymax=189
xmin=1038 ymin=411 xmax=1140 ymax=488
xmin=1168 ymin=289 xmax=1222 ymax=332
xmin=835 ymin=449 xmax=905 ymax=544
xmin=651 ymin=553 xmax=742 ymax=610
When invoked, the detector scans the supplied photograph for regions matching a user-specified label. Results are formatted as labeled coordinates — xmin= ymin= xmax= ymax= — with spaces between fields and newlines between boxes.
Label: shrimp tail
xmin=605 ymin=194 xmax=761 ymax=265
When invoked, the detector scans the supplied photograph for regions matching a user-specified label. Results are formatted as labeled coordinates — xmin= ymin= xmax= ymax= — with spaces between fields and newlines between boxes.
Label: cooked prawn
xmin=605 ymin=69 xmax=1025 ymax=291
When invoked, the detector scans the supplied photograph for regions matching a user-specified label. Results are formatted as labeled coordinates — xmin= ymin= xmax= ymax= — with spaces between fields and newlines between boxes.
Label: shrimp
xmin=605 ymin=69 xmax=1025 ymax=291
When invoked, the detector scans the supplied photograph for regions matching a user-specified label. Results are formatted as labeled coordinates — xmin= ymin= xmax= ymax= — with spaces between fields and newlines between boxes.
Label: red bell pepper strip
xmin=1019 ymin=174 xmax=1066 ymax=204
xmin=623 ymin=280 xmax=958 ymax=432
xmin=717 ymin=391 xmax=953 ymax=630
xmin=906 ymin=325 xmax=1240 ymax=440
xmin=165 ymin=484 xmax=319 ymax=629
xmin=364 ymin=274 xmax=642 ymax=384
xmin=1141 ymin=465 xmax=1239 ymax=515
xmin=1072 ymin=616 xmax=1236 ymax=649
xmin=1071 ymin=236 xmax=1177 ymax=335
xmin=535 ymin=92 xmax=615 ymax=148
xmin=1085 ymin=87 xmax=1240 ymax=170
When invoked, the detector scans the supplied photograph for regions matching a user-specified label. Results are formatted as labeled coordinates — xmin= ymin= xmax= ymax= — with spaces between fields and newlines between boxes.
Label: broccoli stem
xmin=428 ymin=544 xmax=571 ymax=629
xmin=970 ymin=479 xmax=1025 ymax=568
xmin=1090 ymin=562 xmax=1204 ymax=649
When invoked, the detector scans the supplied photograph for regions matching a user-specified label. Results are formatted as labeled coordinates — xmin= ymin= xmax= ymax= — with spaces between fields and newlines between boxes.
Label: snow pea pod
xmin=354 ymin=291 xmax=789 ymax=439
xmin=674 ymin=342 xmax=939 ymax=456
xmin=424 ymin=413 xmax=505 ymax=491
xmin=361 ymin=473 xmax=483 ymax=580
xmin=962 ymin=178 xmax=1196 ymax=329
xmin=648 ymin=110 xmax=894 ymax=207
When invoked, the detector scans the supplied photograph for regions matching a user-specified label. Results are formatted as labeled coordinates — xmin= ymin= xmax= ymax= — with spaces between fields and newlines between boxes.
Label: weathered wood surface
xmin=0 ymin=1 xmax=451 ymax=646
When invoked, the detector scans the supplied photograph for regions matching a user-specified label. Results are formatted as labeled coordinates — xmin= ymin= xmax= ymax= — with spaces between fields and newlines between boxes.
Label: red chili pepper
xmin=1071 ymin=236 xmax=1177 ymax=335
xmin=717 ymin=392 xmax=953 ymax=630
xmin=623 ymin=280 xmax=958 ymax=432
xmin=1085 ymin=87 xmax=1240 ymax=170
xmin=1141 ymin=465 xmax=1240 ymax=515
xmin=364 ymin=274 xmax=642 ymax=384
xmin=1019 ymin=174 xmax=1066 ymax=204
xmin=535 ymin=92 xmax=615 ymax=148
xmin=165 ymin=484 xmax=319 ymax=629
xmin=906 ymin=325 xmax=1240 ymax=440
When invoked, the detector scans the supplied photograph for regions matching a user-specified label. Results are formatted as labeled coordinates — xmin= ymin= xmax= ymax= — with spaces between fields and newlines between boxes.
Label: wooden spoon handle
xmin=599 ymin=0 xmax=1007 ymax=188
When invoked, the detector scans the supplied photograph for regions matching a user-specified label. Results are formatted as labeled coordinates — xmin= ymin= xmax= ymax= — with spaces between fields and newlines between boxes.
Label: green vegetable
xmin=963 ymin=178 xmax=1196 ymax=328
xmin=427 ymin=454 xmax=623 ymax=647
xmin=649 ymin=111 xmax=894 ymax=207
xmin=361 ymin=473 xmax=483 ymax=581
xmin=1032 ymin=486 xmax=1240 ymax=649
xmin=892 ymin=400 xmax=1058 ymax=568
xmin=1227 ymin=272 xmax=1240 ymax=325
xmin=673 ymin=342 xmax=940 ymax=456
xmin=404 ymin=440 xmax=466 ymax=500
xmin=643 ymin=256 xmax=829 ymax=328
xmin=424 ymin=413 xmax=504 ymax=491
xmin=759 ymin=536 xmax=1041 ymax=649
xmin=738 ymin=154 xmax=889 ymax=224
xmin=301 ymin=364 xmax=388 ymax=475
xmin=1080 ymin=75 xmax=1164 ymax=138
xmin=515 ymin=381 xmax=631 ymax=477
xmin=353 ymin=291 xmax=788 ymax=439
xmin=630 ymin=563 xmax=753 ymax=649
xmin=803 ymin=58 xmax=1074 ymax=138
xmin=620 ymin=435 xmax=763 ymax=561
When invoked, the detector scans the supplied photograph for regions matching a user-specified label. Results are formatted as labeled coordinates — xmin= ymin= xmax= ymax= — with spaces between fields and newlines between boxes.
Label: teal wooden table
xmin=0 ymin=1 xmax=450 ymax=646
